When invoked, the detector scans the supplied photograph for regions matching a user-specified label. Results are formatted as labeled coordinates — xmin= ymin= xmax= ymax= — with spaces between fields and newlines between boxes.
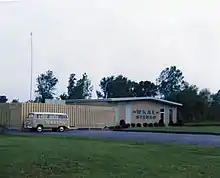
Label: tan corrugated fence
xmin=0 ymin=104 xmax=10 ymax=128
xmin=0 ymin=103 xmax=116 ymax=131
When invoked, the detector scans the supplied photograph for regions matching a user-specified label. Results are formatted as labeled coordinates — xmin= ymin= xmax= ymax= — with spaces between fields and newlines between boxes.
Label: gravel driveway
xmin=8 ymin=130 xmax=220 ymax=146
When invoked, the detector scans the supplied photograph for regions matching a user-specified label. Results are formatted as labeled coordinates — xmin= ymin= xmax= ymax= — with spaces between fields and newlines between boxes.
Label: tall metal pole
xmin=30 ymin=32 xmax=33 ymax=101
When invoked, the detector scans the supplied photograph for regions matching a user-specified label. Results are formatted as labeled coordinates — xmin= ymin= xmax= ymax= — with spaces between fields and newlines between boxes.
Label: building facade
xmin=66 ymin=97 xmax=182 ymax=126
xmin=0 ymin=103 xmax=116 ymax=130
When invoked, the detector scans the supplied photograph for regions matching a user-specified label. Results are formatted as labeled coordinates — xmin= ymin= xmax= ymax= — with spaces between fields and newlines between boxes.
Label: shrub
xmin=121 ymin=123 xmax=130 ymax=129
xmin=159 ymin=119 xmax=165 ymax=127
xmin=0 ymin=124 xmax=8 ymax=134
xmin=149 ymin=123 xmax=153 ymax=127
xmin=119 ymin=119 xmax=126 ymax=126
xmin=176 ymin=119 xmax=184 ymax=126
xmin=136 ymin=123 xmax=142 ymax=127
xmin=154 ymin=123 xmax=159 ymax=127
xmin=143 ymin=123 xmax=148 ymax=127
xmin=131 ymin=123 xmax=135 ymax=127
xmin=108 ymin=126 xmax=115 ymax=130
xmin=168 ymin=120 xmax=174 ymax=126
xmin=127 ymin=123 xmax=131 ymax=128
xmin=114 ymin=125 xmax=121 ymax=129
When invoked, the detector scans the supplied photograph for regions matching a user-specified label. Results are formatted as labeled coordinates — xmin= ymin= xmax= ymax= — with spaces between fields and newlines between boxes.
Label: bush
xmin=175 ymin=119 xmax=184 ymax=126
xmin=168 ymin=120 xmax=174 ymax=126
xmin=131 ymin=123 xmax=135 ymax=127
xmin=136 ymin=123 xmax=142 ymax=127
xmin=149 ymin=123 xmax=153 ymax=127
xmin=114 ymin=125 xmax=121 ymax=129
xmin=121 ymin=123 xmax=130 ymax=129
xmin=0 ymin=124 xmax=8 ymax=134
xmin=154 ymin=123 xmax=159 ymax=127
xmin=108 ymin=126 xmax=115 ymax=130
xmin=126 ymin=123 xmax=131 ymax=128
xmin=143 ymin=123 xmax=148 ymax=127
xmin=119 ymin=119 xmax=126 ymax=126
xmin=159 ymin=119 xmax=165 ymax=127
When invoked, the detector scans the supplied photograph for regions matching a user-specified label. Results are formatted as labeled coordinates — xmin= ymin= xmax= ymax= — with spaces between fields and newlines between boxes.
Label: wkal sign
xmin=133 ymin=109 xmax=159 ymax=119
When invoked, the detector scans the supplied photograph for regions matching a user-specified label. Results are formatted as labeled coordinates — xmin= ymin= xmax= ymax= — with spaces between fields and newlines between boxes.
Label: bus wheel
xmin=58 ymin=126 xmax=65 ymax=132
xmin=36 ymin=125 xmax=43 ymax=133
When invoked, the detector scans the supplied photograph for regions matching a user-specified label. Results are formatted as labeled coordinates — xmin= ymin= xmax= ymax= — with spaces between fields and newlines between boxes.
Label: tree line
xmin=1 ymin=65 xmax=220 ymax=123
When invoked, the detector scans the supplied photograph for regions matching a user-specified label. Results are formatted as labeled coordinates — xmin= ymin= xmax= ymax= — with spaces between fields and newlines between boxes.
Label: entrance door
xmin=125 ymin=103 xmax=132 ymax=124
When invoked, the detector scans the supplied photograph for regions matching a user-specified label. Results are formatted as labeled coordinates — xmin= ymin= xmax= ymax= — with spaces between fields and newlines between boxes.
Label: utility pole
xmin=30 ymin=32 xmax=33 ymax=101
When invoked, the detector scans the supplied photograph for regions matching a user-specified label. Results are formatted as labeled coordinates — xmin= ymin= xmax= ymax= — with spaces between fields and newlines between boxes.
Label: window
xmin=37 ymin=114 xmax=44 ymax=119
xmin=28 ymin=113 xmax=34 ymax=118
xmin=58 ymin=115 xmax=67 ymax=119
xmin=48 ymin=115 xmax=55 ymax=119
xmin=160 ymin=108 xmax=165 ymax=121
xmin=30 ymin=113 xmax=67 ymax=119
xmin=54 ymin=115 xmax=59 ymax=119
xmin=160 ymin=108 xmax=164 ymax=113
xmin=169 ymin=109 xmax=173 ymax=122
xmin=160 ymin=113 xmax=164 ymax=120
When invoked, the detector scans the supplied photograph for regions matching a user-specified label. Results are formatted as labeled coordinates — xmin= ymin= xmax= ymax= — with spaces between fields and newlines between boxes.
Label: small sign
xmin=133 ymin=109 xmax=158 ymax=119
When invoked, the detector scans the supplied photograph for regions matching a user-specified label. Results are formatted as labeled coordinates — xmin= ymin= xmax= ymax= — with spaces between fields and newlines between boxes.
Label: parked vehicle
xmin=23 ymin=112 xmax=69 ymax=132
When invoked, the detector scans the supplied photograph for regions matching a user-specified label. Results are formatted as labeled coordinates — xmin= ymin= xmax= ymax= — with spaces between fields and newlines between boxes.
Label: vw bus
xmin=23 ymin=112 xmax=69 ymax=132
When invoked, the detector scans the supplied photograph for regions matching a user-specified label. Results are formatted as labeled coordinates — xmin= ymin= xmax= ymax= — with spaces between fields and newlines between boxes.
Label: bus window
xmin=58 ymin=115 xmax=67 ymax=119
xmin=28 ymin=113 xmax=34 ymax=118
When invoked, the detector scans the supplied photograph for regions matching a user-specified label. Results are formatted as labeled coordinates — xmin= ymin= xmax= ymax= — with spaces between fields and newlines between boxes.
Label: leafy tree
xmin=211 ymin=90 xmax=220 ymax=104
xmin=96 ymin=91 xmax=104 ymax=99
xmin=97 ymin=76 xmax=158 ymax=98
xmin=67 ymin=73 xmax=77 ymax=99
xmin=132 ymin=80 xmax=158 ymax=97
xmin=168 ymin=84 xmax=210 ymax=122
xmin=67 ymin=73 xmax=93 ymax=99
xmin=11 ymin=99 xmax=19 ymax=103
xmin=208 ymin=90 xmax=220 ymax=120
xmin=0 ymin=95 xmax=8 ymax=103
xmin=156 ymin=66 xmax=185 ymax=99
xmin=97 ymin=76 xmax=114 ymax=98
xmin=60 ymin=93 xmax=68 ymax=100
xmin=35 ymin=70 xmax=58 ymax=103
xmin=97 ymin=75 xmax=134 ymax=98
xmin=199 ymin=88 xmax=212 ymax=105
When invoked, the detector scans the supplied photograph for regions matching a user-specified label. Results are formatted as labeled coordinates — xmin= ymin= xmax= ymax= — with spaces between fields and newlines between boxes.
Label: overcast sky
xmin=1 ymin=0 xmax=220 ymax=101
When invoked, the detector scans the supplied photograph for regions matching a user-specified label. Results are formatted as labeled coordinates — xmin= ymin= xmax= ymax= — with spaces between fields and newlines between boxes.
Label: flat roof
xmin=66 ymin=97 xmax=182 ymax=106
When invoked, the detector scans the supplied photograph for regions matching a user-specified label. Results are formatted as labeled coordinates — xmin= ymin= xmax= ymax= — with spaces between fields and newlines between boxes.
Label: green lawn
xmin=126 ymin=126 xmax=220 ymax=133
xmin=184 ymin=121 xmax=220 ymax=126
xmin=1 ymin=135 xmax=220 ymax=178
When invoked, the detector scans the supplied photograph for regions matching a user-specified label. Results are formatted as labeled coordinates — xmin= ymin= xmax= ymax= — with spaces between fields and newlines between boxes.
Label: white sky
xmin=1 ymin=0 xmax=220 ymax=101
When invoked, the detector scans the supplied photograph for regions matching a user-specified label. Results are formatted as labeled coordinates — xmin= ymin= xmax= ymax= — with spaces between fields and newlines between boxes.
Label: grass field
xmin=1 ymin=135 xmax=220 ymax=178
xmin=126 ymin=126 xmax=220 ymax=133
xmin=184 ymin=121 xmax=220 ymax=126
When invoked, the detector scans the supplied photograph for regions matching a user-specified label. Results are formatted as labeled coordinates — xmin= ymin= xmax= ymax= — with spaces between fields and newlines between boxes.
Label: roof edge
xmin=66 ymin=97 xmax=182 ymax=106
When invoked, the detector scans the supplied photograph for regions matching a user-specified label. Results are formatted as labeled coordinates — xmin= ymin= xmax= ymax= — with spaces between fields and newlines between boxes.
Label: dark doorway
xmin=119 ymin=119 xmax=126 ymax=126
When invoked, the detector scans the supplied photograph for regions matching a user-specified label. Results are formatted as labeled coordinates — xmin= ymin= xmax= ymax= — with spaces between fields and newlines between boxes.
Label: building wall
xmin=116 ymin=101 xmax=178 ymax=126
xmin=66 ymin=100 xmax=179 ymax=126
xmin=0 ymin=103 xmax=22 ymax=130
xmin=1 ymin=103 xmax=116 ymax=131
xmin=9 ymin=103 xmax=22 ymax=130
xmin=117 ymin=103 xmax=126 ymax=121
xmin=21 ymin=103 xmax=116 ymax=129
xmin=0 ymin=103 xmax=10 ymax=128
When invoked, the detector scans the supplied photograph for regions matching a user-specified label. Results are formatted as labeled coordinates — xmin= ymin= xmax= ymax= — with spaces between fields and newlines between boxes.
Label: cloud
xmin=0 ymin=0 xmax=220 ymax=101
